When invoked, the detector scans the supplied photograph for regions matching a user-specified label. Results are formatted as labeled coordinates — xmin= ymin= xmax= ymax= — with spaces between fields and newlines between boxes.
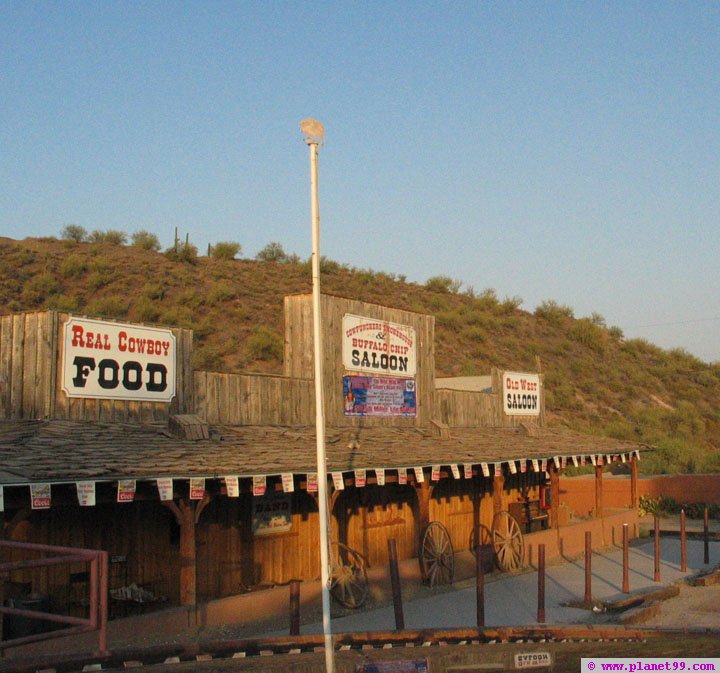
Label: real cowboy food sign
xmin=62 ymin=317 xmax=176 ymax=403
xmin=503 ymin=371 xmax=541 ymax=416
xmin=342 ymin=314 xmax=417 ymax=377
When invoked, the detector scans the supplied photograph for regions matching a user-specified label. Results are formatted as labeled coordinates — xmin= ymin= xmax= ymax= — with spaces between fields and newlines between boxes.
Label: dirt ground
xmin=641 ymin=582 xmax=720 ymax=628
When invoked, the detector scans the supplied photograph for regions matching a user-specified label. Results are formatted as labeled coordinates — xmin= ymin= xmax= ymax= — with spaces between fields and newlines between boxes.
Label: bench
xmin=509 ymin=499 xmax=549 ymax=533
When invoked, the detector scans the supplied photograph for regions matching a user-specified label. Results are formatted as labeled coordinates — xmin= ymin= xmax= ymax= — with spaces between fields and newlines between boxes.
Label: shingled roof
xmin=0 ymin=419 xmax=647 ymax=486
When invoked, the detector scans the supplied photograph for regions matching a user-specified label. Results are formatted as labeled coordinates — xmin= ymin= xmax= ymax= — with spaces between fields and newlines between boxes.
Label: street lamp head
xmin=299 ymin=118 xmax=325 ymax=144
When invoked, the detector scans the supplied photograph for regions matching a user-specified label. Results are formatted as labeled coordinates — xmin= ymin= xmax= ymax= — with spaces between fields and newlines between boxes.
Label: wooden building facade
xmin=0 ymin=295 xmax=644 ymax=615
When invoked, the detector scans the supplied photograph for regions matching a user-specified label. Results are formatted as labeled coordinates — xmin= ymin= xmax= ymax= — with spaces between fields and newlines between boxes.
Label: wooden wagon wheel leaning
xmin=329 ymin=542 xmax=369 ymax=609
xmin=491 ymin=510 xmax=525 ymax=572
xmin=420 ymin=521 xmax=455 ymax=587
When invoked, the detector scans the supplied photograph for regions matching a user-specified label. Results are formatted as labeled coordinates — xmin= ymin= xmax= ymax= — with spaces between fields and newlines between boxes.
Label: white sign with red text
xmin=62 ymin=317 xmax=176 ymax=403
xmin=503 ymin=372 xmax=541 ymax=416
xmin=342 ymin=314 xmax=416 ymax=377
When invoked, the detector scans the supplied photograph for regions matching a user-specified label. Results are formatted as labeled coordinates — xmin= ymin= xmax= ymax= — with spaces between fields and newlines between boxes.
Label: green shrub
xmin=570 ymin=318 xmax=607 ymax=352
xmin=207 ymin=281 xmax=237 ymax=304
xmin=131 ymin=230 xmax=161 ymax=251
xmin=193 ymin=346 xmax=224 ymax=371
xmin=608 ymin=325 xmax=624 ymax=340
xmin=246 ymin=326 xmax=283 ymax=361
xmin=141 ymin=283 xmax=166 ymax=300
xmin=48 ymin=294 xmax=79 ymax=312
xmin=256 ymin=242 xmax=288 ymax=262
xmin=164 ymin=242 xmax=198 ymax=263
xmin=210 ymin=241 xmax=242 ymax=260
xmin=25 ymin=272 xmax=61 ymax=299
xmin=425 ymin=275 xmax=462 ymax=293
xmin=88 ymin=229 xmax=127 ymax=245
xmin=61 ymin=224 xmax=88 ymax=243
xmin=86 ymin=295 xmax=128 ymax=317
xmin=534 ymin=300 xmax=574 ymax=326
xmin=60 ymin=254 xmax=88 ymax=277
xmin=134 ymin=298 xmax=162 ymax=323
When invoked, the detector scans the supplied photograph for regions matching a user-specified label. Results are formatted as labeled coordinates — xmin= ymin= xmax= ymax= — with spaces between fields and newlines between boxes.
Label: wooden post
xmin=388 ymin=539 xmax=404 ymax=631
xmin=475 ymin=532 xmax=485 ymax=629
xmin=549 ymin=464 xmax=560 ymax=529
xmin=622 ymin=523 xmax=629 ymax=593
xmin=654 ymin=516 xmax=660 ymax=582
xmin=704 ymin=507 xmax=710 ymax=565
xmin=416 ymin=478 xmax=431 ymax=546
xmin=594 ymin=465 xmax=604 ymax=519
xmin=163 ymin=498 xmax=198 ymax=607
xmin=492 ymin=473 xmax=504 ymax=518
xmin=629 ymin=456 xmax=638 ymax=509
xmin=537 ymin=544 xmax=546 ymax=623
xmin=289 ymin=580 xmax=301 ymax=636
xmin=680 ymin=509 xmax=687 ymax=573
xmin=584 ymin=531 xmax=592 ymax=605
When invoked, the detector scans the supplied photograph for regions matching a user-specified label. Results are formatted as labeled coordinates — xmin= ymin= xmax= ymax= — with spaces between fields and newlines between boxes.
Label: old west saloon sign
xmin=342 ymin=314 xmax=417 ymax=377
xmin=62 ymin=317 xmax=176 ymax=403
xmin=503 ymin=371 xmax=541 ymax=416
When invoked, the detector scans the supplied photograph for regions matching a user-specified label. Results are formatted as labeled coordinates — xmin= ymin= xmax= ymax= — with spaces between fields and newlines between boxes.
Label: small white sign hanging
xmin=464 ymin=464 xmax=473 ymax=479
xmin=306 ymin=473 xmax=318 ymax=493
xmin=224 ymin=476 xmax=239 ymax=498
xmin=494 ymin=463 xmax=502 ymax=477
xmin=508 ymin=460 xmax=517 ymax=475
xmin=354 ymin=469 xmax=367 ymax=488
xmin=375 ymin=468 xmax=386 ymax=486
xmin=158 ymin=478 xmax=175 ymax=501
xmin=450 ymin=464 xmax=460 ymax=479
xmin=553 ymin=456 xmax=561 ymax=469
xmin=282 ymin=473 xmax=295 ymax=493
xmin=0 ymin=485 xmax=4 ymax=512
xmin=76 ymin=481 xmax=96 ymax=507
xmin=397 ymin=467 xmax=408 ymax=485
xmin=481 ymin=462 xmax=490 ymax=477
xmin=572 ymin=456 xmax=579 ymax=467
xmin=431 ymin=465 xmax=441 ymax=481
xmin=414 ymin=467 xmax=425 ymax=483
xmin=332 ymin=472 xmax=345 ymax=491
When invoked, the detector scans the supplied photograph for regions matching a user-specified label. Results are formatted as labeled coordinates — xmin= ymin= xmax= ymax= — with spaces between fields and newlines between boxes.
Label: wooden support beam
xmin=415 ymin=477 xmax=431 ymax=544
xmin=549 ymin=465 xmax=560 ymax=529
xmin=492 ymin=474 xmax=504 ymax=517
xmin=595 ymin=465 xmax=604 ymax=518
xmin=164 ymin=498 xmax=198 ymax=608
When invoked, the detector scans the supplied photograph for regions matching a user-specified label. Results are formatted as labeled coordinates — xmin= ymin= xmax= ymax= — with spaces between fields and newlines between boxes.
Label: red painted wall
xmin=561 ymin=474 xmax=720 ymax=516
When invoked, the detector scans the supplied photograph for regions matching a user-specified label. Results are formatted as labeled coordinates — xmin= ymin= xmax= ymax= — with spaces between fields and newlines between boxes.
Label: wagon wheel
xmin=420 ymin=521 xmax=454 ymax=587
xmin=491 ymin=510 xmax=525 ymax=572
xmin=329 ymin=542 xmax=368 ymax=609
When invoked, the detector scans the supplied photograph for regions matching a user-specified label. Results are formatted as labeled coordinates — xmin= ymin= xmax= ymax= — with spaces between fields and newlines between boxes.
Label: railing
xmin=0 ymin=540 xmax=108 ymax=654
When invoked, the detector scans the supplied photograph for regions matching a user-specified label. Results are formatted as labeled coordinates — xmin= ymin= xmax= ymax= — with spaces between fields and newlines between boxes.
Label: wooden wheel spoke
xmin=492 ymin=511 xmax=525 ymax=572
xmin=420 ymin=522 xmax=455 ymax=588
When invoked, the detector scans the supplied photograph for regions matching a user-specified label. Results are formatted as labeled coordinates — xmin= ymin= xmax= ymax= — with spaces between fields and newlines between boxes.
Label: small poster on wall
xmin=252 ymin=492 xmax=292 ymax=536
xmin=31 ymin=483 xmax=51 ymax=509
xmin=342 ymin=376 xmax=417 ymax=417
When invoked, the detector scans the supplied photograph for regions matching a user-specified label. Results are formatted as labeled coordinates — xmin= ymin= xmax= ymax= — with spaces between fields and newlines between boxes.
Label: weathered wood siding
xmin=195 ymin=491 xmax=320 ymax=599
xmin=284 ymin=294 xmax=435 ymax=427
xmin=0 ymin=311 xmax=193 ymax=422
xmin=193 ymin=371 xmax=314 ymax=425
xmin=334 ymin=484 xmax=418 ymax=567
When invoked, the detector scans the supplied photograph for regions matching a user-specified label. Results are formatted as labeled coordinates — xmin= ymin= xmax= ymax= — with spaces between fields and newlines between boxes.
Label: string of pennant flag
xmin=1 ymin=450 xmax=640 ymax=512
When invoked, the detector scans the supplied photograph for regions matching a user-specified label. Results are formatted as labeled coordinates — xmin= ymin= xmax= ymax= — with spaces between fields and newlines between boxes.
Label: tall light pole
xmin=299 ymin=118 xmax=334 ymax=673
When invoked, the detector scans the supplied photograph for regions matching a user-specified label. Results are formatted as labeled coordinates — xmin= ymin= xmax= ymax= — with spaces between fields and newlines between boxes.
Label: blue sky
xmin=2 ymin=2 xmax=719 ymax=362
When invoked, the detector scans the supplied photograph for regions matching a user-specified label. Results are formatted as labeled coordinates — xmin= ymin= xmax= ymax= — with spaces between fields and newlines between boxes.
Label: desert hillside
xmin=1 ymin=234 xmax=719 ymax=474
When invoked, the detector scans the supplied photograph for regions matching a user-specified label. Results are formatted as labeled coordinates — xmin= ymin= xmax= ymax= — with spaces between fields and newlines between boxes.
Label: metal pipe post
xmin=584 ymin=531 xmax=592 ymax=604
xmin=388 ymin=539 xmax=405 ymax=631
xmin=704 ymin=507 xmax=710 ymax=565
xmin=537 ymin=544 xmax=546 ymax=623
xmin=622 ymin=523 xmax=629 ymax=593
xmin=475 ymin=539 xmax=485 ymax=629
xmin=654 ymin=516 xmax=660 ymax=582
xmin=289 ymin=580 xmax=301 ymax=636
xmin=680 ymin=509 xmax=687 ymax=573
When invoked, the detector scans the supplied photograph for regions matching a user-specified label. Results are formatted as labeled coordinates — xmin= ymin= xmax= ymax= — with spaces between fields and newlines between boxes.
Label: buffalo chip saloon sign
xmin=503 ymin=371 xmax=541 ymax=416
xmin=62 ymin=317 xmax=176 ymax=403
xmin=342 ymin=314 xmax=416 ymax=377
